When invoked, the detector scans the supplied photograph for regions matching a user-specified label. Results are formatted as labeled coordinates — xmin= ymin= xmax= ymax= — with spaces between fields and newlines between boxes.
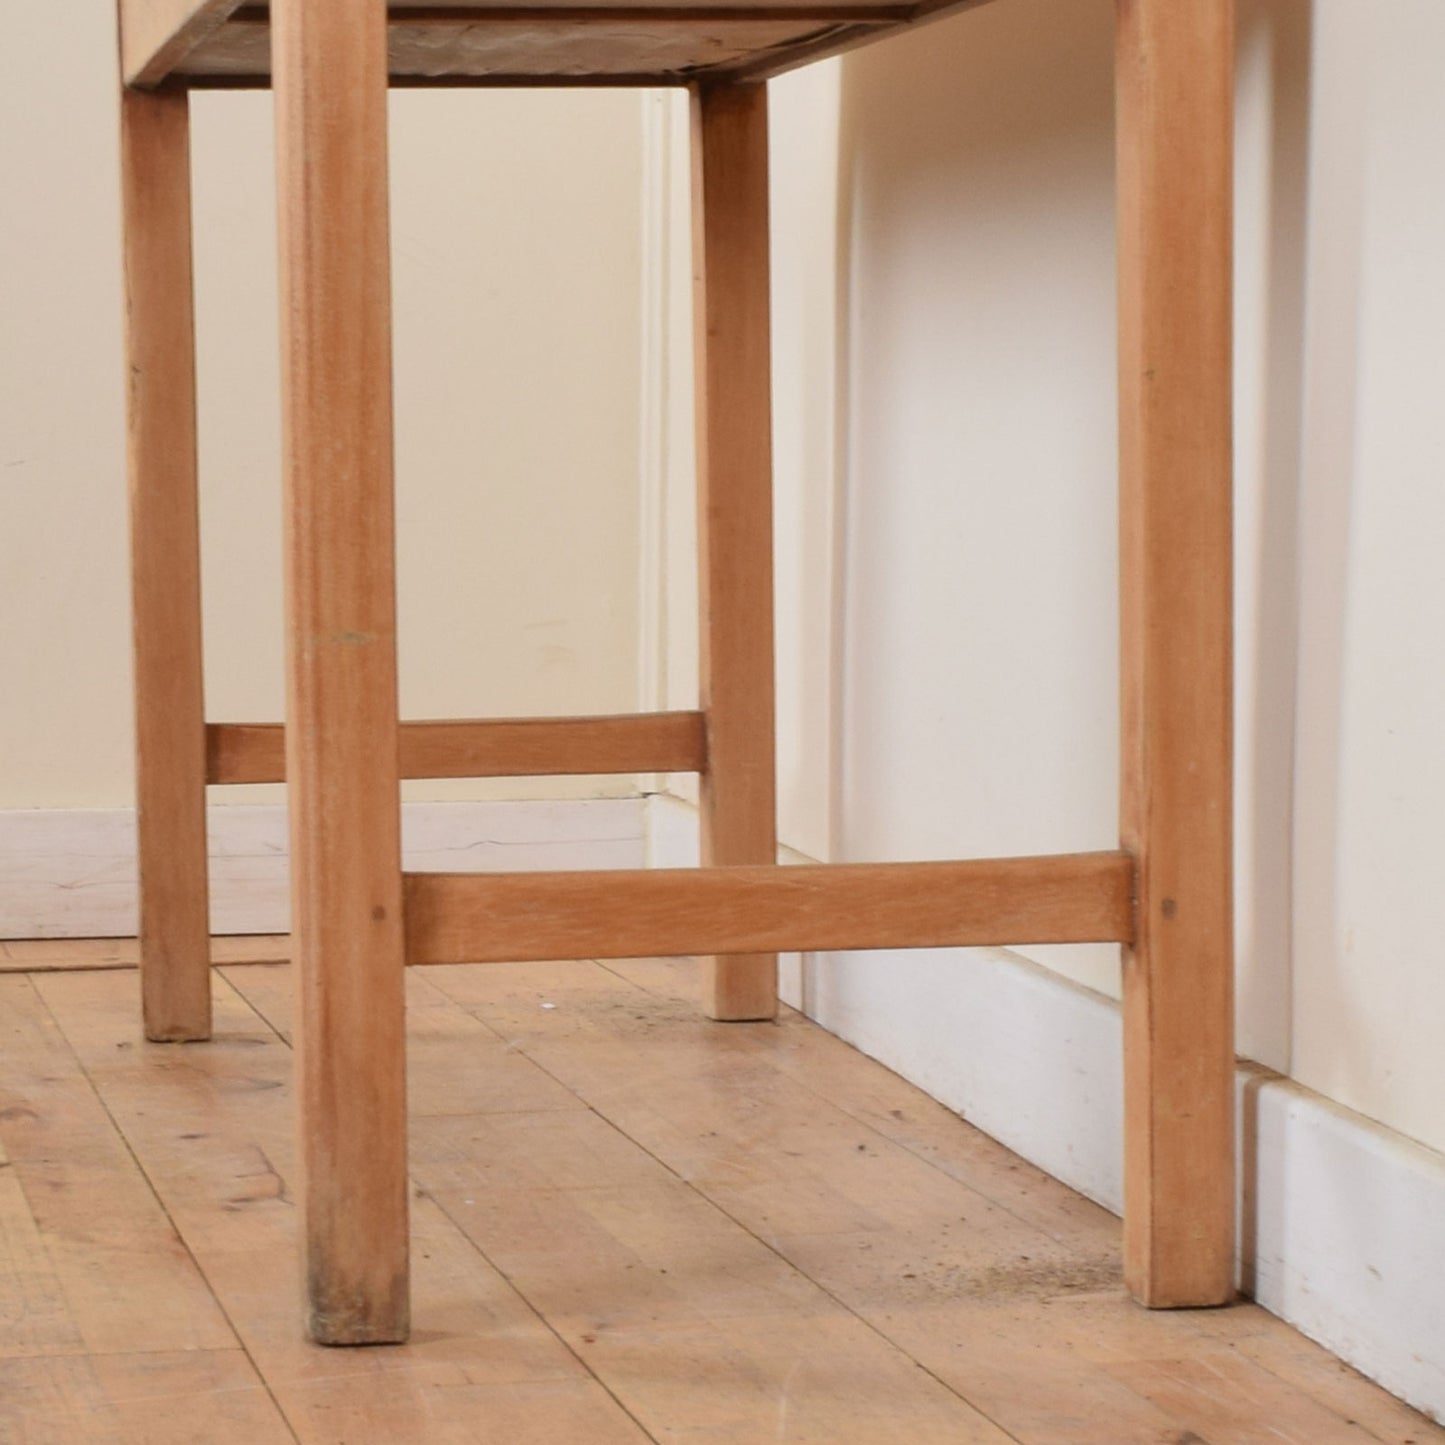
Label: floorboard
xmin=0 ymin=947 xmax=1436 ymax=1444
xmin=0 ymin=936 xmax=290 ymax=973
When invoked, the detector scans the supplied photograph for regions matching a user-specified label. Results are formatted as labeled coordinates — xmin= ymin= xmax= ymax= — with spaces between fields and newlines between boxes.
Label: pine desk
xmin=117 ymin=0 xmax=1236 ymax=1344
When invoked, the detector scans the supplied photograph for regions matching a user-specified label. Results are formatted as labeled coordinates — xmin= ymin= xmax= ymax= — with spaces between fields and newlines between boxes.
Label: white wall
xmin=648 ymin=69 xmax=846 ymax=862
xmin=648 ymin=5 xmax=1445 ymax=1408
xmin=655 ymin=0 xmax=1445 ymax=1162
xmin=830 ymin=0 xmax=1123 ymax=1007
xmin=0 ymin=1 xmax=647 ymax=813
xmin=1289 ymin=0 xmax=1445 ymax=1159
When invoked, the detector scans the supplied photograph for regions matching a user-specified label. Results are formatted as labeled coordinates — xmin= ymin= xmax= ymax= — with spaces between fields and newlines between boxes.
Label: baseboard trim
xmin=644 ymin=792 xmax=1445 ymax=1424
xmin=1236 ymin=1063 xmax=1445 ymax=1424
xmin=0 ymin=798 xmax=646 ymax=939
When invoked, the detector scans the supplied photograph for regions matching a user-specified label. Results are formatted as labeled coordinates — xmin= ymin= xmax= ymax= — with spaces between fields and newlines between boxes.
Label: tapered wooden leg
xmin=690 ymin=83 xmax=778 ymax=1022
xmin=273 ymin=0 xmax=409 ymax=1345
xmin=120 ymin=88 xmax=212 ymax=1044
xmin=1116 ymin=0 xmax=1236 ymax=1308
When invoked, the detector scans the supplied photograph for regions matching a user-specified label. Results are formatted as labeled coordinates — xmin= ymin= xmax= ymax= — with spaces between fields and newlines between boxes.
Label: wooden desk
xmin=118 ymin=0 xmax=1235 ymax=1344
xmin=122 ymin=0 xmax=1000 ymax=88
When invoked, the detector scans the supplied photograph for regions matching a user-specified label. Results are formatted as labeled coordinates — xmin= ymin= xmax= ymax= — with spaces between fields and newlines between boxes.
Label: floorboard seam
xmin=430 ymin=971 xmax=1026 ymax=1444
xmin=36 ymin=970 xmax=305 ymax=1445
xmin=589 ymin=961 xmax=1429 ymax=1437
xmin=221 ymin=966 xmax=665 ymax=1445
xmin=421 ymin=1185 xmax=665 ymax=1445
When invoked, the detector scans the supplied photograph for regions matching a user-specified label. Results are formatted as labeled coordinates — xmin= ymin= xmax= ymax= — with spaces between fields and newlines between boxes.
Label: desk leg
xmin=1116 ymin=0 xmax=1236 ymax=1307
xmin=691 ymin=83 xmax=779 ymax=1022
xmin=274 ymin=0 xmax=410 ymax=1344
xmin=120 ymin=88 xmax=211 ymax=1043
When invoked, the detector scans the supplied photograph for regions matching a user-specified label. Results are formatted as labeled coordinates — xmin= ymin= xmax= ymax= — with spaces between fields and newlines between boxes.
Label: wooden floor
xmin=1 ymin=939 xmax=1440 ymax=1444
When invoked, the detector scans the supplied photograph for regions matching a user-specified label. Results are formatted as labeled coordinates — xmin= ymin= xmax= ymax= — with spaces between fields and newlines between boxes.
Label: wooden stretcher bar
xmin=402 ymin=851 xmax=1136 ymax=965
xmin=205 ymin=712 xmax=707 ymax=784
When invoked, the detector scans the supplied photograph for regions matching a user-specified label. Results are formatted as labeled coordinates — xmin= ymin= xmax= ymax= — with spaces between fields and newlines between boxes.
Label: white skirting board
xmin=0 ymin=797 xmax=646 ymax=939
xmin=645 ymin=791 xmax=1445 ymax=1425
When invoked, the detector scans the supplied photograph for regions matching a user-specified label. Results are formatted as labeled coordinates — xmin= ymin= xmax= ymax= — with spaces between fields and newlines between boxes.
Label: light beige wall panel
xmin=1 ymin=2 xmax=648 ymax=811
xmin=191 ymin=87 xmax=646 ymax=805
xmin=390 ymin=89 xmax=644 ymax=790
xmin=0 ymin=1 xmax=132 ymax=808
xmin=1229 ymin=0 xmax=1312 ymax=1076
xmin=769 ymin=60 xmax=842 ymax=865
xmin=1292 ymin=0 xmax=1445 ymax=1155
xmin=831 ymin=0 xmax=1121 ymax=996
xmin=189 ymin=91 xmax=285 ymax=775
xmin=747 ymin=0 xmax=1445 ymax=1152
xmin=751 ymin=0 xmax=1308 ymax=1073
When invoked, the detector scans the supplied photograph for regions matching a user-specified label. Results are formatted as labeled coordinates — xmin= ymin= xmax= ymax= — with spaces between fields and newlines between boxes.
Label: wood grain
xmin=735 ymin=0 xmax=996 ymax=78
xmin=419 ymin=954 xmax=1432 ymax=1445
xmin=691 ymin=83 xmax=779 ymax=1021
xmin=34 ymin=968 xmax=650 ymax=1442
xmin=206 ymin=711 xmax=707 ymax=784
xmin=0 ymin=975 xmax=237 ymax=1357
xmin=179 ymin=11 xmax=875 ymax=82
xmin=118 ymin=0 xmax=244 ymax=85
xmin=403 ymin=852 xmax=1135 ymax=965
xmin=0 ymin=935 xmax=292 ymax=973
xmin=0 ymin=1352 xmax=294 ymax=1444
xmin=6 ymin=961 xmax=1433 ymax=1441
xmin=445 ymin=957 xmax=1201 ymax=1444
xmin=120 ymin=88 xmax=212 ymax=1044
xmin=273 ymin=0 xmax=409 ymax=1345
xmin=1115 ymin=0 xmax=1236 ymax=1308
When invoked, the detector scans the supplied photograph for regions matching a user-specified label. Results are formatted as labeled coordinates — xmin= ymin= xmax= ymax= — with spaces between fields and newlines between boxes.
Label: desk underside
xmin=121 ymin=0 xmax=992 ymax=88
